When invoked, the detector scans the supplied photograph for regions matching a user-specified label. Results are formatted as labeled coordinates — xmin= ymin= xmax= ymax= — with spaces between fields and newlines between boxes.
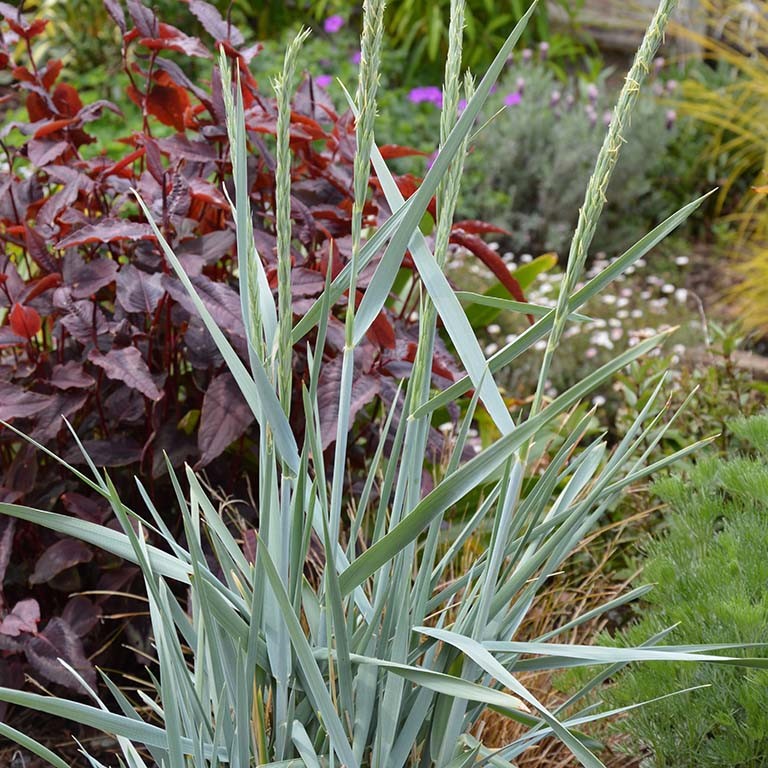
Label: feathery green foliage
xmin=603 ymin=412 xmax=768 ymax=767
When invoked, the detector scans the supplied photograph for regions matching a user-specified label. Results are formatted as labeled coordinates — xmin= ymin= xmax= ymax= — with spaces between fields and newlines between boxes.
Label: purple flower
xmin=323 ymin=14 xmax=345 ymax=34
xmin=539 ymin=41 xmax=550 ymax=60
xmin=458 ymin=98 xmax=467 ymax=113
xmin=521 ymin=48 xmax=533 ymax=63
xmin=665 ymin=109 xmax=677 ymax=130
xmin=586 ymin=83 xmax=599 ymax=103
xmin=516 ymin=76 xmax=525 ymax=94
xmin=550 ymin=89 xmax=561 ymax=107
xmin=653 ymin=56 xmax=665 ymax=73
xmin=408 ymin=85 xmax=443 ymax=108
xmin=666 ymin=78 xmax=678 ymax=93
xmin=602 ymin=109 xmax=612 ymax=126
xmin=504 ymin=91 xmax=522 ymax=107
xmin=315 ymin=74 xmax=333 ymax=88
xmin=350 ymin=50 xmax=361 ymax=65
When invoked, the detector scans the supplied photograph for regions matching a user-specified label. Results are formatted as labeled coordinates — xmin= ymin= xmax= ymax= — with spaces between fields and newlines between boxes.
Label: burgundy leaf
xmin=167 ymin=170 xmax=191 ymax=217
xmin=197 ymin=372 xmax=253 ymax=466
xmin=60 ymin=491 xmax=110 ymax=524
xmin=116 ymin=263 xmax=165 ymax=314
xmin=61 ymin=254 xmax=119 ymax=299
xmin=77 ymin=99 xmax=123 ymax=124
xmin=50 ymin=360 xmax=96 ymax=390
xmin=61 ymin=596 xmax=101 ymax=637
xmin=0 ymin=327 xmax=26 ymax=346
xmin=9 ymin=303 xmax=41 ymax=338
xmin=126 ymin=0 xmax=157 ymax=37
xmin=378 ymin=144 xmax=429 ymax=160
xmin=151 ymin=56 xmax=211 ymax=106
xmin=53 ymin=288 xmax=109 ymax=342
xmin=183 ymin=315 xmax=223 ymax=368
xmin=23 ymin=223 xmax=59 ymax=274
xmin=317 ymin=357 xmax=381 ymax=450
xmin=176 ymin=230 xmax=235 ymax=269
xmin=140 ymin=22 xmax=211 ymax=59
xmin=63 ymin=438 xmax=143 ymax=467
xmin=30 ymin=391 xmax=88 ymax=443
xmin=0 ymin=383 xmax=48 ymax=420
xmin=27 ymin=138 xmax=69 ymax=166
xmin=0 ymin=261 xmax=25 ymax=307
xmin=56 ymin=220 xmax=155 ymax=250
xmin=0 ymin=487 xmax=23 ymax=505
xmin=0 ymin=598 xmax=40 ymax=636
xmin=150 ymin=423 xmax=196 ymax=478
xmin=127 ymin=73 xmax=191 ymax=132
xmin=29 ymin=538 xmax=94 ymax=585
xmin=0 ymin=657 xmax=24 ymax=720
xmin=37 ymin=176 xmax=82 ymax=228
xmin=25 ymin=617 xmax=97 ymax=690
xmin=453 ymin=220 xmax=512 ymax=236
xmin=188 ymin=0 xmax=244 ymax=45
xmin=163 ymin=273 xmax=245 ymax=339
xmin=104 ymin=0 xmax=126 ymax=32
xmin=449 ymin=230 xmax=532 ymax=324
xmin=88 ymin=346 xmax=164 ymax=401
xmin=4 ymin=443 xmax=37 ymax=496
xmin=187 ymin=176 xmax=228 ymax=208
xmin=242 ymin=528 xmax=256 ymax=564
xmin=156 ymin=134 xmax=217 ymax=163
xmin=0 ymin=519 xmax=15 ymax=594
xmin=291 ymin=267 xmax=326 ymax=297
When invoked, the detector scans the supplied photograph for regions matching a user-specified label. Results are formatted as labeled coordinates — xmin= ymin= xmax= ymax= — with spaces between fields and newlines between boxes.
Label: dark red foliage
xmin=0 ymin=0 xmax=525 ymax=700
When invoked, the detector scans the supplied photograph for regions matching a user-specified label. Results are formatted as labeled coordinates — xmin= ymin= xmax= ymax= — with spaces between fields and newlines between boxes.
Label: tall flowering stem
xmin=274 ymin=28 xmax=310 ymax=416
xmin=527 ymin=0 xmax=679 ymax=434
xmin=328 ymin=0 xmax=386 ymax=543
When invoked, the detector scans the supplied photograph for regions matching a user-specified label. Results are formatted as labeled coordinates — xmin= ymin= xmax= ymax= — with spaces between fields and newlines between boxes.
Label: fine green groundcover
xmin=603 ymin=412 xmax=768 ymax=767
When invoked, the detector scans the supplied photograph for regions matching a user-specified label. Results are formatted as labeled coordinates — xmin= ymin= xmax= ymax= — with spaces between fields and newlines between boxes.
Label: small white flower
xmin=617 ymin=297 xmax=630 ymax=308
xmin=520 ymin=253 xmax=533 ymax=263
xmin=534 ymin=339 xmax=547 ymax=351
xmin=631 ymin=309 xmax=643 ymax=318
xmin=661 ymin=283 xmax=675 ymax=294
xmin=585 ymin=347 xmax=598 ymax=359
xmin=602 ymin=294 xmax=617 ymax=305
xmin=674 ymin=288 xmax=688 ymax=303
xmin=675 ymin=255 xmax=689 ymax=266
xmin=617 ymin=309 xmax=629 ymax=319
xmin=487 ymin=323 xmax=501 ymax=335
xmin=505 ymin=333 xmax=518 ymax=344
xmin=592 ymin=394 xmax=606 ymax=407
xmin=485 ymin=342 xmax=499 ymax=356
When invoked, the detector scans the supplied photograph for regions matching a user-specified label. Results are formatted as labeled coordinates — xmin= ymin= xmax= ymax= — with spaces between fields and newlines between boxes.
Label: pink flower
xmin=350 ymin=50 xmax=361 ymax=65
xmin=323 ymin=14 xmax=345 ymax=34
xmin=315 ymin=74 xmax=333 ymax=88
xmin=408 ymin=86 xmax=443 ymax=108
xmin=504 ymin=91 xmax=522 ymax=107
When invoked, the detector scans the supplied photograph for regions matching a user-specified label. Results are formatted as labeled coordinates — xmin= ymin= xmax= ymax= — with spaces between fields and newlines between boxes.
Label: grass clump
xmin=604 ymin=412 xmax=768 ymax=767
